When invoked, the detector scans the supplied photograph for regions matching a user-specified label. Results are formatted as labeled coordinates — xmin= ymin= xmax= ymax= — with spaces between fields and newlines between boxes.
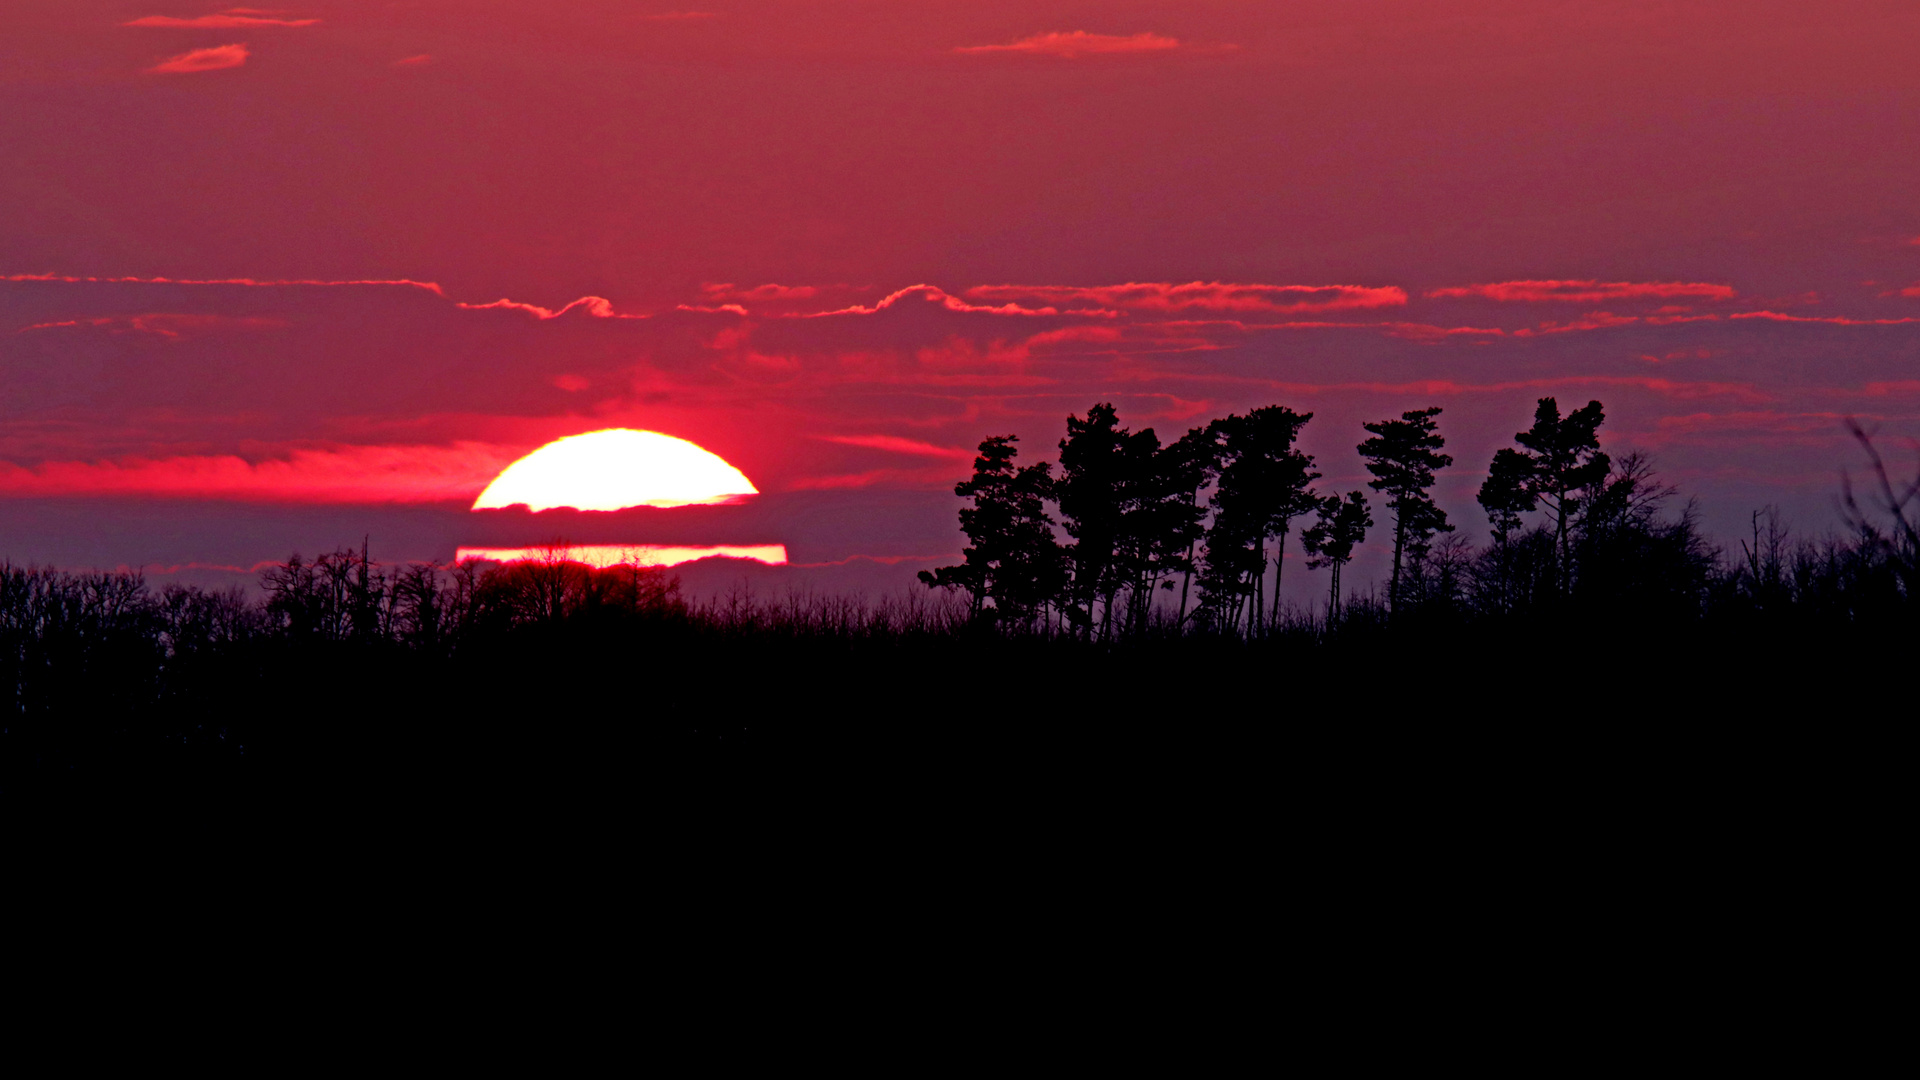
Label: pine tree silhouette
xmin=1358 ymin=407 xmax=1453 ymax=613
xmin=919 ymin=435 xmax=1064 ymax=625
xmin=1111 ymin=423 xmax=1209 ymax=636
xmin=1197 ymin=408 xmax=1318 ymax=634
xmin=1056 ymin=404 xmax=1131 ymax=636
xmin=1300 ymin=490 xmax=1372 ymax=624
xmin=1479 ymin=398 xmax=1610 ymax=589
xmin=1164 ymin=425 xmax=1226 ymax=626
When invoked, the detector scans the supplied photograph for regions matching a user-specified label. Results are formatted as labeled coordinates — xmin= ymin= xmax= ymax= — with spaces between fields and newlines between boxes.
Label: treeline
xmin=2 ymin=398 xmax=1915 ymax=802
xmin=918 ymin=398 xmax=1920 ymax=636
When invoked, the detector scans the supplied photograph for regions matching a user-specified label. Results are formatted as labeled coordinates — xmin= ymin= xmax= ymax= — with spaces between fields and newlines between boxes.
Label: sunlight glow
xmin=472 ymin=429 xmax=757 ymax=511
xmin=456 ymin=544 xmax=788 ymax=568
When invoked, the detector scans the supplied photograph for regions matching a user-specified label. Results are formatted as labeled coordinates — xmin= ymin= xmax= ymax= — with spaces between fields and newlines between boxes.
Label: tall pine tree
xmin=1478 ymin=398 xmax=1610 ymax=589
xmin=919 ymin=435 xmax=1064 ymax=625
xmin=1301 ymin=491 xmax=1372 ymax=624
xmin=1357 ymin=407 xmax=1453 ymax=612
xmin=1196 ymin=407 xmax=1318 ymax=634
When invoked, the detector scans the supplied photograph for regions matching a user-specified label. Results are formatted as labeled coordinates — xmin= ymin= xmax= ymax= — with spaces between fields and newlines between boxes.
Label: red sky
xmin=3 ymin=1 xmax=1918 ymax=594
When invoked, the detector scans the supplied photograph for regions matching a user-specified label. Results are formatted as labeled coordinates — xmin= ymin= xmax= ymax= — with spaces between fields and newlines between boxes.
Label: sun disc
xmin=473 ymin=429 xmax=757 ymax=511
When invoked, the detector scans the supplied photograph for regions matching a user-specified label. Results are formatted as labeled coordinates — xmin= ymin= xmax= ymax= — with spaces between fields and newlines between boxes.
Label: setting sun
xmin=472 ymin=429 xmax=757 ymax=512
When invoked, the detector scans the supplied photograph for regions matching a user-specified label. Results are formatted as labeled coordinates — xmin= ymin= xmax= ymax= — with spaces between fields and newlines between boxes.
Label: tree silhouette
xmin=1839 ymin=417 xmax=1920 ymax=601
xmin=1111 ymin=424 xmax=1209 ymax=635
xmin=1055 ymin=404 xmax=1132 ymax=636
xmin=1482 ymin=398 xmax=1610 ymax=587
xmin=1477 ymin=446 xmax=1537 ymax=547
xmin=1572 ymin=451 xmax=1714 ymax=619
xmin=1164 ymin=424 xmax=1227 ymax=626
xmin=1475 ymin=446 xmax=1539 ymax=613
xmin=1197 ymin=407 xmax=1318 ymax=634
xmin=919 ymin=435 xmax=1064 ymax=625
xmin=1300 ymin=490 xmax=1372 ymax=623
xmin=1358 ymin=407 xmax=1453 ymax=612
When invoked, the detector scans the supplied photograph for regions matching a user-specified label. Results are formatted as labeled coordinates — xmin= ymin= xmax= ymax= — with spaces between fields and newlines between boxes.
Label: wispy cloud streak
xmin=1427 ymin=280 xmax=1737 ymax=303
xmin=0 ymin=443 xmax=516 ymax=503
xmin=1728 ymin=311 xmax=1919 ymax=326
xmin=967 ymin=282 xmax=1405 ymax=314
xmin=808 ymin=285 xmax=1068 ymax=318
xmin=955 ymin=31 xmax=1184 ymax=58
xmin=818 ymin=435 xmax=975 ymax=461
xmin=455 ymin=296 xmax=634 ymax=320
xmin=127 ymin=13 xmax=317 ymax=28
xmin=3 ymin=273 xmax=445 ymax=292
xmin=146 ymin=43 xmax=250 ymax=74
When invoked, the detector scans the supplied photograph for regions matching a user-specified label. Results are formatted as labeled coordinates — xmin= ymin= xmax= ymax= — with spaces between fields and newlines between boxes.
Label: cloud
xmin=1898 ymin=284 xmax=1920 ymax=298
xmin=455 ymin=296 xmax=630 ymax=319
xmin=1510 ymin=311 xmax=1642 ymax=336
xmin=1729 ymin=311 xmax=1920 ymax=326
xmin=1379 ymin=321 xmax=1508 ymax=340
xmin=2 ymin=273 xmax=445 ymax=292
xmin=393 ymin=54 xmax=433 ymax=67
xmin=966 ymin=282 xmax=1406 ymax=314
xmin=1860 ymin=381 xmax=1920 ymax=397
xmin=145 ymin=43 xmax=250 ymax=74
xmin=809 ymin=284 xmax=1065 ymax=318
xmin=7 ymin=272 xmax=1912 ymax=510
xmin=791 ymin=553 xmax=944 ymax=569
xmin=1024 ymin=325 xmax=1126 ymax=347
xmin=639 ymin=11 xmax=719 ymax=20
xmin=0 ymin=443 xmax=517 ymax=503
xmin=456 ymin=544 xmax=787 ymax=569
xmin=20 ymin=313 xmax=285 ymax=338
xmin=1643 ymin=411 xmax=1855 ymax=445
xmin=817 ymin=435 xmax=975 ymax=461
xmin=127 ymin=13 xmax=317 ymax=28
xmin=1427 ymin=280 xmax=1738 ymax=303
xmin=955 ymin=31 xmax=1184 ymax=59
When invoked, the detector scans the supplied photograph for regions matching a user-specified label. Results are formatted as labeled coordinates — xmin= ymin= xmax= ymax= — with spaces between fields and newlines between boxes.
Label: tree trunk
xmin=1178 ymin=537 xmax=1195 ymax=625
xmin=1252 ymin=539 xmax=1265 ymax=637
xmin=1553 ymin=488 xmax=1570 ymax=590
xmin=1390 ymin=511 xmax=1405 ymax=613
xmin=1269 ymin=528 xmax=1287 ymax=626
xmin=1328 ymin=560 xmax=1342 ymax=625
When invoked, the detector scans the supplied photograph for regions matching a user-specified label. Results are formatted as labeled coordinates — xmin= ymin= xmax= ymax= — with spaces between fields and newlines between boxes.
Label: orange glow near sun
xmin=472 ymin=429 xmax=757 ymax=512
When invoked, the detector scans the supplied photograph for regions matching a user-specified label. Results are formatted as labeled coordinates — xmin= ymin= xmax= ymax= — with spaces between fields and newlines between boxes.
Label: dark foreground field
xmin=4 ymin=564 xmax=1904 ymax=858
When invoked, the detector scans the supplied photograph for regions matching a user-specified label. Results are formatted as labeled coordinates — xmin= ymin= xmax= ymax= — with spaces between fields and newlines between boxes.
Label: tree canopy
xmin=1358 ymin=406 xmax=1453 ymax=610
